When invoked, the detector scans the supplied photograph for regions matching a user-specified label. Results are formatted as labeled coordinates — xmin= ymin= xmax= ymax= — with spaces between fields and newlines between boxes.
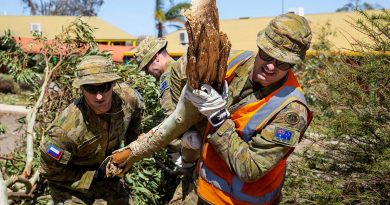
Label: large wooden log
xmin=184 ymin=0 xmax=231 ymax=91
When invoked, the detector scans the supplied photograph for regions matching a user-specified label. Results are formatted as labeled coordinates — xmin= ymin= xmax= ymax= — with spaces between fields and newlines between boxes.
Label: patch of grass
xmin=0 ymin=91 xmax=32 ymax=105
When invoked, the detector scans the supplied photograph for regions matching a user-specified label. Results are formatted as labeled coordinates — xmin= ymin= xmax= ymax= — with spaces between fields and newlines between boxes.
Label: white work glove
xmin=185 ymin=81 xmax=230 ymax=127
xmin=181 ymin=129 xmax=201 ymax=150
xmin=168 ymin=152 xmax=182 ymax=167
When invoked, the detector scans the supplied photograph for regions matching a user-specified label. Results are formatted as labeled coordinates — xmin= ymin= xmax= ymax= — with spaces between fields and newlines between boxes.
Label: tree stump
xmin=184 ymin=0 xmax=231 ymax=91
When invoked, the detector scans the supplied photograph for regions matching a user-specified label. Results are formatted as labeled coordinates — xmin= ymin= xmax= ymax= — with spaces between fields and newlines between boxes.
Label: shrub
xmin=283 ymin=10 xmax=390 ymax=204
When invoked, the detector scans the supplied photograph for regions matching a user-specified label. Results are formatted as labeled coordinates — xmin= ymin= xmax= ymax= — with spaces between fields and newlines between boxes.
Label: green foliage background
xmin=282 ymin=10 xmax=390 ymax=204
xmin=0 ymin=10 xmax=389 ymax=205
xmin=1 ymin=17 xmax=179 ymax=204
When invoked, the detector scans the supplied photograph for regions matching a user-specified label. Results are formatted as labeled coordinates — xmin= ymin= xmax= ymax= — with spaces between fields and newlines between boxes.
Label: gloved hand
xmin=168 ymin=152 xmax=196 ymax=169
xmin=94 ymin=156 xmax=111 ymax=179
xmin=181 ymin=129 xmax=201 ymax=150
xmin=168 ymin=152 xmax=183 ymax=167
xmin=103 ymin=146 xmax=134 ymax=177
xmin=185 ymin=81 xmax=230 ymax=127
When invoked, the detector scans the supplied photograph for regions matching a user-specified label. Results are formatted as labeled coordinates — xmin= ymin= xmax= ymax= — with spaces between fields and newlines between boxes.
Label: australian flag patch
xmin=160 ymin=81 xmax=168 ymax=93
xmin=275 ymin=127 xmax=292 ymax=143
xmin=47 ymin=144 xmax=63 ymax=160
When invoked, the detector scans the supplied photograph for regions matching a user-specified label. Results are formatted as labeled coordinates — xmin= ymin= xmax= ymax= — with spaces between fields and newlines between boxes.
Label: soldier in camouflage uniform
xmin=39 ymin=55 xmax=144 ymax=205
xmin=133 ymin=37 xmax=201 ymax=204
xmin=108 ymin=13 xmax=312 ymax=205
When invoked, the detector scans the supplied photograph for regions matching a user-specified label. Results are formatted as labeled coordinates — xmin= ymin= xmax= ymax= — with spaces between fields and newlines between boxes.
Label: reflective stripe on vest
xmin=226 ymin=50 xmax=254 ymax=79
xmin=199 ymin=161 xmax=286 ymax=204
xmin=241 ymin=85 xmax=307 ymax=142
xmin=197 ymin=69 xmax=311 ymax=205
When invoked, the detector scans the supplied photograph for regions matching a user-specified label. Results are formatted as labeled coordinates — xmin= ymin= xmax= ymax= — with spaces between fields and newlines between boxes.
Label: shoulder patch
xmin=260 ymin=125 xmax=299 ymax=147
xmin=284 ymin=112 xmax=300 ymax=125
xmin=160 ymin=80 xmax=168 ymax=93
xmin=47 ymin=144 xmax=63 ymax=160
xmin=274 ymin=127 xmax=293 ymax=144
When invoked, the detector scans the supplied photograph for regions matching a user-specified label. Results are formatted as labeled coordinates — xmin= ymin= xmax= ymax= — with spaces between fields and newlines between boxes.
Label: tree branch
xmin=0 ymin=170 xmax=8 ymax=205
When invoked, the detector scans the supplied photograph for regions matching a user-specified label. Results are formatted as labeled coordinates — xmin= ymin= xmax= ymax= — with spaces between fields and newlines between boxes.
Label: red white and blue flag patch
xmin=275 ymin=128 xmax=292 ymax=143
xmin=47 ymin=145 xmax=63 ymax=160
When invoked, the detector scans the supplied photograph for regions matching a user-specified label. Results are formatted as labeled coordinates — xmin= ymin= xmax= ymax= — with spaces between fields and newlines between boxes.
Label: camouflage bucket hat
xmin=133 ymin=37 xmax=167 ymax=71
xmin=72 ymin=55 xmax=121 ymax=88
xmin=257 ymin=13 xmax=312 ymax=64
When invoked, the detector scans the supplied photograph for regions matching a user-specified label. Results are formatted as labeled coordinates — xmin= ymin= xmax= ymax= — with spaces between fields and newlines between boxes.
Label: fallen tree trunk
xmin=184 ymin=0 xmax=231 ymax=91
xmin=109 ymin=0 xmax=231 ymax=169
xmin=0 ymin=170 xmax=8 ymax=205
xmin=23 ymin=54 xmax=63 ymax=177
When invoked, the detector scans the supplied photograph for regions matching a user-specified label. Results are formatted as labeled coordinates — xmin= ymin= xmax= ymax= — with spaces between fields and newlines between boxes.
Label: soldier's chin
xmin=92 ymin=105 xmax=110 ymax=115
xmin=153 ymin=72 xmax=162 ymax=80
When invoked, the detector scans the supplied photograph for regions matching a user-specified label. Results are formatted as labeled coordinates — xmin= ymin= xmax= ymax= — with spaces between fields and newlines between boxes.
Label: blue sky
xmin=1 ymin=0 xmax=389 ymax=37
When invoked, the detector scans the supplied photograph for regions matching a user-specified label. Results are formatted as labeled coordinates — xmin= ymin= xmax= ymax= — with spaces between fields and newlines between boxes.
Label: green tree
xmin=0 ymin=30 xmax=39 ymax=88
xmin=336 ymin=0 xmax=382 ymax=12
xmin=155 ymin=0 xmax=191 ymax=37
xmin=21 ymin=0 xmax=104 ymax=16
xmin=1 ymin=17 xmax=179 ymax=205
xmin=0 ymin=17 xmax=101 ymax=205
xmin=283 ymin=10 xmax=390 ymax=204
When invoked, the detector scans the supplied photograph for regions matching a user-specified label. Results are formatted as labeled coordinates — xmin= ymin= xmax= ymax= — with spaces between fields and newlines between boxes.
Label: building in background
xmin=162 ymin=10 xmax=386 ymax=57
xmin=0 ymin=15 xmax=136 ymax=63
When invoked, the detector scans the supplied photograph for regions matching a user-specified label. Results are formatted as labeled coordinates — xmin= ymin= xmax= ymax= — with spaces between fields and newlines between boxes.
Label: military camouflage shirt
xmin=207 ymin=54 xmax=309 ymax=182
xmin=39 ymin=83 xmax=144 ymax=191
xmin=159 ymin=55 xmax=187 ymax=115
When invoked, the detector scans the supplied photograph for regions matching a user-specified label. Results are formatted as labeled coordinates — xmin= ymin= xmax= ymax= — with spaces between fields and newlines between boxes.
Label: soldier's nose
xmin=266 ymin=63 xmax=276 ymax=71
xmin=96 ymin=93 xmax=103 ymax=101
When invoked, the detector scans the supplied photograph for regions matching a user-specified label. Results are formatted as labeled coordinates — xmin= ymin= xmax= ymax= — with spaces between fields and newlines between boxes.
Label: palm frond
xmin=165 ymin=2 xmax=191 ymax=20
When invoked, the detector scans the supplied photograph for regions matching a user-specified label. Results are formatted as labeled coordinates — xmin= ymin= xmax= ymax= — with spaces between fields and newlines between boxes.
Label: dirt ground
xmin=0 ymin=112 xmax=26 ymax=155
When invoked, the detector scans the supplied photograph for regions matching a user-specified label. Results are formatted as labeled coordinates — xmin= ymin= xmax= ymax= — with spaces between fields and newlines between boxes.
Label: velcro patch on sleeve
xmin=216 ymin=119 xmax=235 ymax=137
xmin=47 ymin=144 xmax=63 ymax=160
xmin=260 ymin=125 xmax=299 ymax=147
xmin=159 ymin=81 xmax=168 ymax=94
xmin=274 ymin=127 xmax=293 ymax=143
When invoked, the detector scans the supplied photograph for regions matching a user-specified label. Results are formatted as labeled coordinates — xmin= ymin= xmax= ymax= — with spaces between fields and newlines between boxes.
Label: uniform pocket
xmin=74 ymin=133 xmax=103 ymax=165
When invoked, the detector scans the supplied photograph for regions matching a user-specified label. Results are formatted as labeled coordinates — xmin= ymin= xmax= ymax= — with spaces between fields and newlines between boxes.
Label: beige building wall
xmin=165 ymin=10 xmax=382 ymax=55
xmin=0 ymin=16 xmax=135 ymax=42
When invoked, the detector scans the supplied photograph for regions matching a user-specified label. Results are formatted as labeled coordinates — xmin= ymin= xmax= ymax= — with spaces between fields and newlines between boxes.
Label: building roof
xmin=164 ymin=10 xmax=383 ymax=55
xmin=0 ymin=15 xmax=135 ymax=41
xmin=14 ymin=37 xmax=133 ymax=63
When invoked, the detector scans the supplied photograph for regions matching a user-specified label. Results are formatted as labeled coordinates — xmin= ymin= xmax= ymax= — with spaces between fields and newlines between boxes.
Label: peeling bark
xmin=184 ymin=0 xmax=231 ymax=91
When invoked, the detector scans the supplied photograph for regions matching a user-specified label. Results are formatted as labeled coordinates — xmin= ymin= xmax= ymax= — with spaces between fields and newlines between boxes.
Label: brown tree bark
xmin=25 ymin=0 xmax=37 ymax=15
xmin=184 ymin=0 xmax=231 ymax=91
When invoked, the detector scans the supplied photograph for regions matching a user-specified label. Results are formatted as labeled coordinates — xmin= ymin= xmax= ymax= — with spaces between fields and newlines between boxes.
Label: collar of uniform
xmin=164 ymin=57 xmax=176 ymax=73
xmin=235 ymin=56 xmax=256 ymax=78
xmin=250 ymin=73 xmax=288 ymax=99
xmin=159 ymin=57 xmax=176 ymax=84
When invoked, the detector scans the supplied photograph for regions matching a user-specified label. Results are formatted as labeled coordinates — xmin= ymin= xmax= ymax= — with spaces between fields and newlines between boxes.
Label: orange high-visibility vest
xmin=197 ymin=52 xmax=312 ymax=205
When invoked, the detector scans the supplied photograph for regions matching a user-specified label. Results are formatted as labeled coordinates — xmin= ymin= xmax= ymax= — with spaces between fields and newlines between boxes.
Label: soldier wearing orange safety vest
xmin=105 ymin=13 xmax=313 ymax=205
xmin=184 ymin=13 xmax=313 ymax=204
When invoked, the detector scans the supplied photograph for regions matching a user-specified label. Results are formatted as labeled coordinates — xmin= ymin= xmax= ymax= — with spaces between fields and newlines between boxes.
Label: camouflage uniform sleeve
xmin=39 ymin=125 xmax=95 ymax=190
xmin=207 ymin=101 xmax=308 ymax=182
xmin=159 ymin=56 xmax=187 ymax=116
xmin=159 ymin=72 xmax=176 ymax=116
xmin=169 ymin=56 xmax=187 ymax=104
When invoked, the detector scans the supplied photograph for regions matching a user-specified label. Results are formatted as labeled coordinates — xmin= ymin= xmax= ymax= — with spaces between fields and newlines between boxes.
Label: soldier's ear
xmin=155 ymin=53 xmax=161 ymax=62
xmin=80 ymin=86 xmax=86 ymax=94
